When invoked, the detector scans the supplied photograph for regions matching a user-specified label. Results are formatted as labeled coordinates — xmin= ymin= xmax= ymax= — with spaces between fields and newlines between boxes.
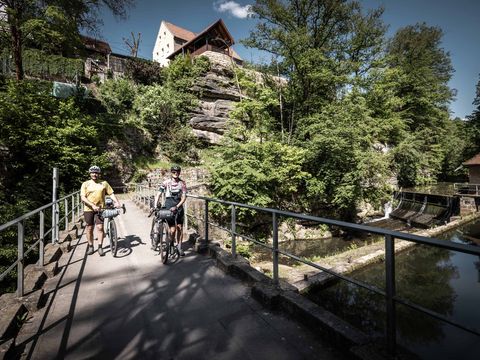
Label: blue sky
xmin=96 ymin=0 xmax=480 ymax=119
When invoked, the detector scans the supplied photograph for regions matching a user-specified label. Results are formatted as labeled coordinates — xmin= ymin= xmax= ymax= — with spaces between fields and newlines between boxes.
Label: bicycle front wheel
xmin=150 ymin=217 xmax=160 ymax=251
xmin=160 ymin=222 xmax=169 ymax=264
xmin=109 ymin=220 xmax=118 ymax=257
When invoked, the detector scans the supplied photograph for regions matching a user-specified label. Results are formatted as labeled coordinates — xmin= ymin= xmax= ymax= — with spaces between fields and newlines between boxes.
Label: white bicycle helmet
xmin=89 ymin=165 xmax=101 ymax=173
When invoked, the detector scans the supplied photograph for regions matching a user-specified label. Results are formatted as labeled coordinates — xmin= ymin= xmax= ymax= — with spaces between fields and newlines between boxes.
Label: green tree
xmin=387 ymin=23 xmax=456 ymax=185
xmin=209 ymin=140 xmax=310 ymax=223
xmin=244 ymin=0 xmax=386 ymax=119
xmin=387 ymin=23 xmax=455 ymax=132
xmin=124 ymin=57 xmax=165 ymax=85
xmin=0 ymin=80 xmax=100 ymax=208
xmin=0 ymin=0 xmax=133 ymax=79
xmin=98 ymin=78 xmax=137 ymax=115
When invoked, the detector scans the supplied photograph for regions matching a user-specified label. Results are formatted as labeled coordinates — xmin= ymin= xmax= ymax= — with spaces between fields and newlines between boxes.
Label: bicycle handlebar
xmin=98 ymin=204 xmax=126 ymax=214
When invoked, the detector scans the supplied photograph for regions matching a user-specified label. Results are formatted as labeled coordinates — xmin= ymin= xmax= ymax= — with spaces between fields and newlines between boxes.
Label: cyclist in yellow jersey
xmin=80 ymin=165 xmax=120 ymax=256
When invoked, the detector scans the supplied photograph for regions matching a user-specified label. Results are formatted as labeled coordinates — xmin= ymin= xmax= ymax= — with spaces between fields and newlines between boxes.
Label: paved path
xmin=16 ymin=200 xmax=346 ymax=359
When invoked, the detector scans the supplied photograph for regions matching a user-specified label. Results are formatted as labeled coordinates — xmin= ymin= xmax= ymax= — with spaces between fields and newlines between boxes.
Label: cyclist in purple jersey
xmin=153 ymin=165 xmax=187 ymax=256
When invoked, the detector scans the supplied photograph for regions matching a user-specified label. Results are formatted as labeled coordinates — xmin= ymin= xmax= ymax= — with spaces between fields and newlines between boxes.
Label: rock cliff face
xmin=189 ymin=51 xmax=243 ymax=144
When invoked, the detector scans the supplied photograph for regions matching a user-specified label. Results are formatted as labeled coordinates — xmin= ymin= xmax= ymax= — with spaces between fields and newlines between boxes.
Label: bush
xmin=22 ymin=49 xmax=84 ymax=80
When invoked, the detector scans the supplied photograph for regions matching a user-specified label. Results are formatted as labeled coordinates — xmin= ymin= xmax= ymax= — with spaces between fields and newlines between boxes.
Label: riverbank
xmin=250 ymin=211 xmax=480 ymax=293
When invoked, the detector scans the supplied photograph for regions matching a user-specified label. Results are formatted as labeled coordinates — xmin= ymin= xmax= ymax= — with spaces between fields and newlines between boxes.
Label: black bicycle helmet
xmin=171 ymin=165 xmax=181 ymax=172
xmin=89 ymin=165 xmax=101 ymax=173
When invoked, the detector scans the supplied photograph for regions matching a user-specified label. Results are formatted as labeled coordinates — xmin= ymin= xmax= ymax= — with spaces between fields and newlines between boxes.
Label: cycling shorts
xmin=84 ymin=211 xmax=103 ymax=226
xmin=166 ymin=207 xmax=184 ymax=226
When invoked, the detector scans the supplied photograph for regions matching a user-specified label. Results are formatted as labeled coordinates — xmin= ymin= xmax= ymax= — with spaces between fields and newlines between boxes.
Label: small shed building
xmin=463 ymin=153 xmax=480 ymax=184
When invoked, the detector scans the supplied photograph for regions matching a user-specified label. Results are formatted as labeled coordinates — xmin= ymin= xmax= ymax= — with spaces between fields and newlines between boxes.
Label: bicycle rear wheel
xmin=160 ymin=222 xmax=169 ymax=264
xmin=109 ymin=220 xmax=118 ymax=257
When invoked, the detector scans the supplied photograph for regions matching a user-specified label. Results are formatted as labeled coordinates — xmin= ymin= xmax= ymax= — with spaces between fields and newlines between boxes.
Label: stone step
xmin=43 ymin=244 xmax=63 ymax=265
xmin=0 ymin=293 xmax=27 ymax=344
xmin=14 ymin=304 xmax=49 ymax=360
xmin=0 ymin=338 xmax=15 ymax=360
xmin=24 ymin=265 xmax=47 ymax=294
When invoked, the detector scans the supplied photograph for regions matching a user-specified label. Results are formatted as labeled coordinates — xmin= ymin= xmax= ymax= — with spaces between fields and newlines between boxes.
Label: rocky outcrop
xmin=189 ymin=52 xmax=244 ymax=144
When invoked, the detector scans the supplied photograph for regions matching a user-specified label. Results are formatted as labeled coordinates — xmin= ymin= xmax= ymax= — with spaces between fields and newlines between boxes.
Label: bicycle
xmin=101 ymin=199 xmax=126 ymax=257
xmin=149 ymin=207 xmax=180 ymax=264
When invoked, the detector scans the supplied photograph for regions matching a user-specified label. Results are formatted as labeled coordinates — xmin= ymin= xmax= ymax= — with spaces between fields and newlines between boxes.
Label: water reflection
xmin=252 ymin=235 xmax=380 ymax=266
xmin=306 ymin=219 xmax=480 ymax=359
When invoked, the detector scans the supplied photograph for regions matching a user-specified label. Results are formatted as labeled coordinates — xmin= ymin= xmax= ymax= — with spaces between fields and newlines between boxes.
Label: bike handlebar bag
xmin=157 ymin=209 xmax=174 ymax=220
xmin=102 ymin=209 xmax=120 ymax=218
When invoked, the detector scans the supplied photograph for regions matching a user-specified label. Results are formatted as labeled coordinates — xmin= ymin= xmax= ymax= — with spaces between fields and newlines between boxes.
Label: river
xmin=306 ymin=219 xmax=480 ymax=359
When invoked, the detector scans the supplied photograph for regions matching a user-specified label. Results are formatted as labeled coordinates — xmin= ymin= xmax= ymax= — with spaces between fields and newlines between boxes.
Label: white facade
xmin=152 ymin=21 xmax=174 ymax=67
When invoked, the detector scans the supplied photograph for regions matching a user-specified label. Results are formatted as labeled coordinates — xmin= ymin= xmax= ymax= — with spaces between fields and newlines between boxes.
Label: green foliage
xmin=98 ymin=78 xmax=137 ymax=115
xmin=22 ymin=49 xmax=84 ymax=80
xmin=124 ymin=58 xmax=165 ymax=85
xmin=245 ymin=0 xmax=387 ymax=116
xmin=22 ymin=5 xmax=83 ymax=56
xmin=387 ymin=23 xmax=455 ymax=132
xmin=165 ymin=55 xmax=210 ymax=92
xmin=297 ymin=96 xmax=392 ymax=219
xmin=0 ymin=79 xmax=100 ymax=207
xmin=228 ymin=68 xmax=279 ymax=141
xmin=209 ymin=140 xmax=309 ymax=222
xmin=134 ymin=85 xmax=196 ymax=135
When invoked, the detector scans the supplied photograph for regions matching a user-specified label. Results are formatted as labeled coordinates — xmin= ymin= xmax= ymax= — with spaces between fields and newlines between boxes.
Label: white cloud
xmin=214 ymin=1 xmax=253 ymax=19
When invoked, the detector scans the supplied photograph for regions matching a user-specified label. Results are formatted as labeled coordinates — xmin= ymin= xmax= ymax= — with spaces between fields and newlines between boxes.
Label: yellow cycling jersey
xmin=80 ymin=179 xmax=114 ymax=212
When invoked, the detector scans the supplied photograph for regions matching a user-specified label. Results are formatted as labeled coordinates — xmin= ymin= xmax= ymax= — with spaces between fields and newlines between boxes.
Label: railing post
xmin=71 ymin=194 xmax=75 ymax=225
xmin=183 ymin=199 xmax=188 ymax=243
xmin=64 ymin=198 xmax=68 ymax=230
xmin=39 ymin=211 xmax=45 ymax=267
xmin=204 ymin=200 xmax=209 ymax=243
xmin=76 ymin=192 xmax=80 ymax=219
xmin=52 ymin=167 xmax=58 ymax=243
xmin=385 ymin=234 xmax=397 ymax=356
xmin=231 ymin=205 xmax=236 ymax=258
xmin=17 ymin=221 xmax=24 ymax=297
xmin=54 ymin=201 xmax=60 ymax=243
xmin=272 ymin=212 xmax=279 ymax=285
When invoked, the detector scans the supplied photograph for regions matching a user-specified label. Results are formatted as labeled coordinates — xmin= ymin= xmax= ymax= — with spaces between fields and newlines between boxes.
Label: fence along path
xmin=13 ymin=198 xmax=344 ymax=360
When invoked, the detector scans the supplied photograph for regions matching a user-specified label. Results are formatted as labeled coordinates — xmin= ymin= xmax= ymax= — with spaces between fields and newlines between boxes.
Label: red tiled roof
xmin=463 ymin=153 xmax=480 ymax=166
xmin=81 ymin=35 xmax=111 ymax=54
xmin=164 ymin=21 xmax=196 ymax=41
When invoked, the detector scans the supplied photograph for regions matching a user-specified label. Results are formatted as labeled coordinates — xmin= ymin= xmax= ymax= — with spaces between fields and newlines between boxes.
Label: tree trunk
xmin=7 ymin=1 xmax=24 ymax=80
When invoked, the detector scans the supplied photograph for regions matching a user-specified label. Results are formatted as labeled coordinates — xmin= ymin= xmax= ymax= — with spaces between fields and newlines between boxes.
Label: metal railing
xmin=454 ymin=183 xmax=480 ymax=196
xmin=0 ymin=191 xmax=82 ymax=297
xmin=182 ymin=193 xmax=480 ymax=356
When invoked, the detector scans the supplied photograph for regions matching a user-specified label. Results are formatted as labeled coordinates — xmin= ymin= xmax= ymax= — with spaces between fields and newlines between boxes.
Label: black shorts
xmin=166 ymin=208 xmax=184 ymax=226
xmin=84 ymin=211 xmax=103 ymax=226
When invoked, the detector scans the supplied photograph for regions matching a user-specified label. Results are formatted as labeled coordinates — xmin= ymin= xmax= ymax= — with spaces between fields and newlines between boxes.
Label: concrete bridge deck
xmin=14 ymin=199 xmax=346 ymax=359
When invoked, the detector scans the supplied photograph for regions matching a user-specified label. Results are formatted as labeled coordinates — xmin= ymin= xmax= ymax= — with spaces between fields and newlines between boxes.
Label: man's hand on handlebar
xmin=169 ymin=206 xmax=177 ymax=213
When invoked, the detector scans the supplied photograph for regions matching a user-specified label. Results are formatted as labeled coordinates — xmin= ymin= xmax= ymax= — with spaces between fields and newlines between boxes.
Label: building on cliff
xmin=152 ymin=19 xmax=242 ymax=67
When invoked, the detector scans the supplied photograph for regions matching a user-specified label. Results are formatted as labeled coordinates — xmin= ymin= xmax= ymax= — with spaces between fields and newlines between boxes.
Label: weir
xmin=390 ymin=191 xmax=460 ymax=228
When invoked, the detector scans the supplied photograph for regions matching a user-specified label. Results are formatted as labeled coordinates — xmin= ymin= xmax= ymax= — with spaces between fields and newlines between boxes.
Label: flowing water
xmin=306 ymin=219 xmax=480 ymax=359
